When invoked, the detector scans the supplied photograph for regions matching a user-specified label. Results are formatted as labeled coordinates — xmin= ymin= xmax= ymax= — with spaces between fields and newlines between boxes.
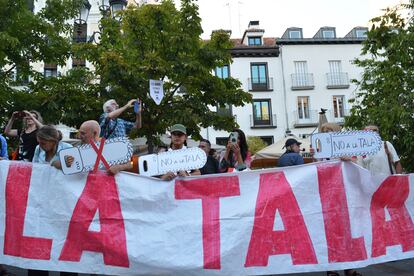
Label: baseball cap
xmin=283 ymin=138 xmax=302 ymax=149
xmin=170 ymin=124 xmax=187 ymax=135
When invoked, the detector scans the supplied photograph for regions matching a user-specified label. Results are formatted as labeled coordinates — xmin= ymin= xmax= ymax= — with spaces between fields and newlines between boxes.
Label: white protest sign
xmin=59 ymin=137 xmax=133 ymax=175
xmin=311 ymin=130 xmax=382 ymax=159
xmin=149 ymin=79 xmax=164 ymax=105
xmin=138 ymin=147 xmax=207 ymax=176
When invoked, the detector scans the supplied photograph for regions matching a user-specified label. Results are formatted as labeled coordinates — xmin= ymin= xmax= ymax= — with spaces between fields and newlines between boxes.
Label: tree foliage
xmin=247 ymin=136 xmax=267 ymax=155
xmin=75 ymin=0 xmax=251 ymax=149
xmin=0 ymin=0 xmax=83 ymax=127
xmin=346 ymin=0 xmax=414 ymax=172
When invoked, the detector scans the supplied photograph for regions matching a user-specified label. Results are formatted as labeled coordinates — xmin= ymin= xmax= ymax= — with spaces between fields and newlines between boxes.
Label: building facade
xmin=200 ymin=22 xmax=368 ymax=146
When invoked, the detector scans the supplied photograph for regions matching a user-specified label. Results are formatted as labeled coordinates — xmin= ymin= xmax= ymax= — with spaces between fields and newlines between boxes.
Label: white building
xmin=200 ymin=21 xmax=368 ymax=146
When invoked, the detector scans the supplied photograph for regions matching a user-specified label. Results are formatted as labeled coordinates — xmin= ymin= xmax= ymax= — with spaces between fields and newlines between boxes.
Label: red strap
xmin=90 ymin=138 xmax=110 ymax=172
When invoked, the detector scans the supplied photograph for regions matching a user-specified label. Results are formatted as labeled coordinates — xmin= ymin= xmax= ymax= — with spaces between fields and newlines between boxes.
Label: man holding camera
xmin=278 ymin=138 xmax=305 ymax=167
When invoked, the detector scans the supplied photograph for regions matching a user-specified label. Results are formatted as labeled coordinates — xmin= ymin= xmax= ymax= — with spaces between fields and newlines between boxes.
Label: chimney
xmin=248 ymin=20 xmax=260 ymax=29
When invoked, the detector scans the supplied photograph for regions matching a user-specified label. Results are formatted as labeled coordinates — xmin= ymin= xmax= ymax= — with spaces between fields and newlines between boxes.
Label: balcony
xmin=326 ymin=72 xmax=350 ymax=89
xmin=250 ymin=114 xmax=277 ymax=128
xmin=291 ymin=73 xmax=315 ymax=90
xmin=327 ymin=109 xmax=350 ymax=124
xmin=248 ymin=77 xmax=274 ymax=91
xmin=292 ymin=110 xmax=319 ymax=128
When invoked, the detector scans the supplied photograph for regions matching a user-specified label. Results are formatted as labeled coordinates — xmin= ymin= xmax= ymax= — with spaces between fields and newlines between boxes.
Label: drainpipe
xmin=279 ymin=45 xmax=290 ymax=137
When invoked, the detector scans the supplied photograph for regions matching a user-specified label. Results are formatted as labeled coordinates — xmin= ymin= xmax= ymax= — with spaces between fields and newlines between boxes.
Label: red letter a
xmin=317 ymin=163 xmax=367 ymax=262
xmin=59 ymin=171 xmax=129 ymax=267
xmin=175 ymin=176 xmax=240 ymax=269
xmin=371 ymin=175 xmax=414 ymax=257
xmin=245 ymin=172 xmax=317 ymax=267
xmin=4 ymin=163 xmax=52 ymax=259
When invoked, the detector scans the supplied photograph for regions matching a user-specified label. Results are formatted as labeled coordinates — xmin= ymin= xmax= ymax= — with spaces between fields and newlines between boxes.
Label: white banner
xmin=0 ymin=160 xmax=414 ymax=275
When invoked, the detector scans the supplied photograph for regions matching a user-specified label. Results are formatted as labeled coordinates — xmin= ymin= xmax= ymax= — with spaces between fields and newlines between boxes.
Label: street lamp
xmin=109 ymin=0 xmax=127 ymax=20
xmin=75 ymin=0 xmax=91 ymax=25
xmin=99 ymin=0 xmax=110 ymax=13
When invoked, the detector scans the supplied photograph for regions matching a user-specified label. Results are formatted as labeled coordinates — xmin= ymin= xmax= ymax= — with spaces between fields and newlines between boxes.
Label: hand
xmin=161 ymin=172 xmax=176 ymax=181
xmin=64 ymin=155 xmax=74 ymax=167
xmin=226 ymin=140 xmax=233 ymax=152
xmin=12 ymin=111 xmax=21 ymax=119
xmin=0 ymin=157 xmax=4 ymax=161
xmin=107 ymin=165 xmax=122 ymax=175
xmin=232 ymin=143 xmax=240 ymax=155
xmin=127 ymin=99 xmax=137 ymax=107
xmin=177 ymin=170 xmax=188 ymax=177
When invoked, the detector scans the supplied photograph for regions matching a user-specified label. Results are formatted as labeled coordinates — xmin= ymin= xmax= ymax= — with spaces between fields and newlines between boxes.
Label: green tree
xmin=247 ymin=136 xmax=267 ymax=155
xmin=346 ymin=0 xmax=414 ymax=172
xmin=0 ymin=0 xmax=83 ymax=126
xmin=73 ymin=0 xmax=251 ymax=151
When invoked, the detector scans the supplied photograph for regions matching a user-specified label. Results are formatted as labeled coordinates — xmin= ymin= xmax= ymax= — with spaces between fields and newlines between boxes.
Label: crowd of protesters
xmin=0 ymin=99 xmax=405 ymax=276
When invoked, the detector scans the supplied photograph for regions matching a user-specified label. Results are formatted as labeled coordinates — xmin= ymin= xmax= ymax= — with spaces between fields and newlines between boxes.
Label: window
xmin=217 ymin=104 xmax=232 ymax=117
xmin=72 ymin=58 xmax=86 ymax=68
xmin=293 ymin=61 xmax=311 ymax=87
xmin=44 ymin=64 xmax=58 ymax=78
xmin=248 ymin=36 xmax=262 ymax=46
xmin=253 ymin=99 xmax=271 ymax=126
xmin=259 ymin=136 xmax=274 ymax=146
xmin=215 ymin=65 xmax=229 ymax=79
xmin=216 ymin=137 xmax=229 ymax=146
xmin=356 ymin=29 xmax=367 ymax=38
xmin=333 ymin=96 xmax=345 ymax=118
xmin=297 ymin=97 xmax=310 ymax=119
xmin=250 ymin=63 xmax=268 ymax=85
xmin=322 ymin=30 xmax=335 ymax=38
xmin=289 ymin=30 xmax=301 ymax=39
xmin=73 ymin=23 xmax=87 ymax=43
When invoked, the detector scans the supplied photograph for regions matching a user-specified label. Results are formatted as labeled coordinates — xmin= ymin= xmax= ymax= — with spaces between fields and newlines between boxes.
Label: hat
xmin=283 ymin=138 xmax=301 ymax=149
xmin=170 ymin=124 xmax=187 ymax=135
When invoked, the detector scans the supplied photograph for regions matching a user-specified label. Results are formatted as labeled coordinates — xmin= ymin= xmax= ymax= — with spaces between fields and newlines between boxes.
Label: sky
xmin=184 ymin=0 xmax=404 ymax=39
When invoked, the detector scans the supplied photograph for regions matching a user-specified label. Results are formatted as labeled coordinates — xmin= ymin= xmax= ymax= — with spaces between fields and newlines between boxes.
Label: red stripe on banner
xmin=90 ymin=138 xmax=110 ymax=172
xmin=175 ymin=176 xmax=240 ymax=270
xmin=59 ymin=171 xmax=129 ymax=267
xmin=4 ymin=163 xmax=52 ymax=260
xmin=317 ymin=162 xmax=367 ymax=262
xmin=245 ymin=171 xmax=317 ymax=267
xmin=370 ymin=175 xmax=414 ymax=257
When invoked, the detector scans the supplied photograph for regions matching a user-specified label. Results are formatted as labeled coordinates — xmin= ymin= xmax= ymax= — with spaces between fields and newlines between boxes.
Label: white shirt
xmin=357 ymin=141 xmax=399 ymax=176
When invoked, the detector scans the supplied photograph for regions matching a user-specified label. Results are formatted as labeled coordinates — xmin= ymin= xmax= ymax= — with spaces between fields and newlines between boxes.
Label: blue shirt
xmin=0 ymin=135 xmax=8 ymax=159
xmin=99 ymin=113 xmax=135 ymax=139
xmin=278 ymin=152 xmax=304 ymax=167
xmin=32 ymin=142 xmax=72 ymax=164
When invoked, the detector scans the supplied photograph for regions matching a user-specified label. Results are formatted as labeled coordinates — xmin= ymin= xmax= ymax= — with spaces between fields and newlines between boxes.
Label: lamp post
xmin=109 ymin=0 xmax=128 ymax=20
xmin=99 ymin=0 xmax=110 ymax=13
xmin=74 ymin=0 xmax=91 ymax=25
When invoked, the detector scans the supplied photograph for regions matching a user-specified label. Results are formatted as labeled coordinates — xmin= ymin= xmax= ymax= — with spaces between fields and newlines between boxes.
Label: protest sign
xmin=138 ymin=147 xmax=207 ymax=176
xmin=311 ymin=130 xmax=382 ymax=159
xmin=149 ymin=79 xmax=164 ymax=105
xmin=0 ymin=161 xmax=413 ymax=275
xmin=59 ymin=137 xmax=133 ymax=175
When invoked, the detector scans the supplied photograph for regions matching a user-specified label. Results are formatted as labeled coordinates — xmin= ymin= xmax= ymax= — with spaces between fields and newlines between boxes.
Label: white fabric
xmin=357 ymin=141 xmax=399 ymax=175
xmin=0 ymin=160 xmax=413 ymax=275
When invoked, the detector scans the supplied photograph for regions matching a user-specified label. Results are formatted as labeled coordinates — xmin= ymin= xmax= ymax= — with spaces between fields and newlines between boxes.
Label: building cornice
xmin=230 ymin=46 xmax=280 ymax=57
xmin=276 ymin=38 xmax=365 ymax=45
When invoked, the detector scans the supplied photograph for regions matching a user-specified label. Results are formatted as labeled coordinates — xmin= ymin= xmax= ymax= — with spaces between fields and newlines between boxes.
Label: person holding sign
xmin=219 ymin=129 xmax=251 ymax=172
xmin=357 ymin=125 xmax=402 ymax=175
xmin=64 ymin=120 xmax=133 ymax=175
xmin=160 ymin=124 xmax=201 ymax=180
xmin=99 ymin=98 xmax=142 ymax=139
xmin=277 ymin=138 xmax=305 ymax=167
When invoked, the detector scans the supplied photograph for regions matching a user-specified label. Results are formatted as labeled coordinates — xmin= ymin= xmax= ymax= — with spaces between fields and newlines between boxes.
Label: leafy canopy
xmin=346 ymin=0 xmax=414 ymax=172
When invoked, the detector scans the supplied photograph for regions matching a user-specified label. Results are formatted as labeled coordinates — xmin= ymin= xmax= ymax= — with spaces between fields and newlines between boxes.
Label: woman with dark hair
xmin=32 ymin=125 xmax=72 ymax=169
xmin=219 ymin=128 xmax=251 ymax=172
xmin=4 ymin=110 xmax=43 ymax=161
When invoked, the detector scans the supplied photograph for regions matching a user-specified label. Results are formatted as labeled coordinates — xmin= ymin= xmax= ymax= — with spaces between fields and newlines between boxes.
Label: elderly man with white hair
xmin=99 ymin=98 xmax=142 ymax=139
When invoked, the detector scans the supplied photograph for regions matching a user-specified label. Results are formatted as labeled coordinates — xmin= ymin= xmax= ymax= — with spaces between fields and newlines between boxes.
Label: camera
xmin=230 ymin=132 xmax=239 ymax=145
xmin=16 ymin=111 xmax=25 ymax=118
